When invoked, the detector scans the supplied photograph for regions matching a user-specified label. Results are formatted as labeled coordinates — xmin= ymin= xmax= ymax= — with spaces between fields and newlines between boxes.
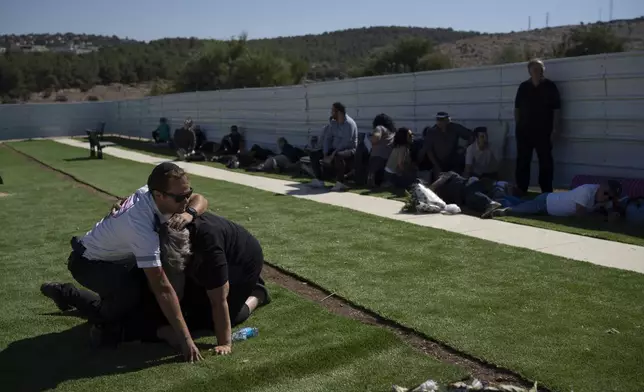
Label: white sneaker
xmin=331 ymin=182 xmax=348 ymax=192
xmin=309 ymin=179 xmax=326 ymax=188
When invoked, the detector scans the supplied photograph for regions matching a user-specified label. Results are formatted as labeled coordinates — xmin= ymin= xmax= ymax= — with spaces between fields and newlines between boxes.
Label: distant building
xmin=50 ymin=43 xmax=100 ymax=54
xmin=19 ymin=45 xmax=49 ymax=53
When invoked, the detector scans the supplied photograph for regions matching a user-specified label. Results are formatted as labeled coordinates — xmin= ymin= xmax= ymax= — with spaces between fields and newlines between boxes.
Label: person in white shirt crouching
xmin=40 ymin=162 xmax=209 ymax=363
xmin=492 ymin=180 xmax=622 ymax=220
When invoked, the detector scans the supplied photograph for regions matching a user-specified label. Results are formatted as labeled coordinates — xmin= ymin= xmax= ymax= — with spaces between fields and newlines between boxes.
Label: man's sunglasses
xmin=161 ymin=188 xmax=193 ymax=203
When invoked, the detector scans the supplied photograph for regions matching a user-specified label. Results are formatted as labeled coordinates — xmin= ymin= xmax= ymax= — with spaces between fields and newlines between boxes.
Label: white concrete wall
xmin=1 ymin=51 xmax=643 ymax=186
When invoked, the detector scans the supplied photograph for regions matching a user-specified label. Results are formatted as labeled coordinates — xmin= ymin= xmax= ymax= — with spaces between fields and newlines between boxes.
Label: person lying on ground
xmin=429 ymin=171 xmax=504 ymax=218
xmin=383 ymin=128 xmax=417 ymax=189
xmin=418 ymin=112 xmax=473 ymax=181
xmin=250 ymin=137 xmax=304 ymax=173
xmin=40 ymin=163 xmax=209 ymax=363
xmin=491 ymin=180 xmax=623 ymax=220
xmin=464 ymin=127 xmax=500 ymax=179
xmin=367 ymin=126 xmax=394 ymax=187
xmin=108 ymin=213 xmax=271 ymax=356
xmin=309 ymin=102 xmax=358 ymax=192
xmin=152 ymin=117 xmax=171 ymax=144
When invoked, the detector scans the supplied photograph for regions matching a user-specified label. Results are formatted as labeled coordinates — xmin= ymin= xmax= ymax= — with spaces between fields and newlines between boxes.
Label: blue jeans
xmin=509 ymin=193 xmax=549 ymax=215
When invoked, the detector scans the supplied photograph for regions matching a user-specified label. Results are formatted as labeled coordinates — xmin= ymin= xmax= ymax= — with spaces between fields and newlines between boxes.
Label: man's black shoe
xmin=253 ymin=283 xmax=271 ymax=307
xmin=40 ymin=282 xmax=72 ymax=312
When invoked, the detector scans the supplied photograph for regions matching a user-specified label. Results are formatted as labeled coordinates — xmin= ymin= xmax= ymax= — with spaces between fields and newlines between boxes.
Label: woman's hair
xmin=393 ymin=127 xmax=412 ymax=147
xmin=372 ymin=125 xmax=387 ymax=139
xmin=372 ymin=113 xmax=396 ymax=133
xmin=159 ymin=224 xmax=192 ymax=273
xmin=277 ymin=137 xmax=288 ymax=145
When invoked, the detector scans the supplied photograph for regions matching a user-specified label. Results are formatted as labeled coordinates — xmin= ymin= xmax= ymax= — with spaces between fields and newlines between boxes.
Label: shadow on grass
xmin=1 ymin=323 xmax=180 ymax=392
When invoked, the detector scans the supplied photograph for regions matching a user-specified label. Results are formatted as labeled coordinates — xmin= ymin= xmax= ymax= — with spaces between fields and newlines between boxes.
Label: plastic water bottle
xmin=232 ymin=327 xmax=258 ymax=342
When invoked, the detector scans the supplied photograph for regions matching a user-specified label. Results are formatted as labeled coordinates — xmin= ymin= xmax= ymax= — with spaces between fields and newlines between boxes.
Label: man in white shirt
xmin=40 ymin=162 xmax=209 ymax=362
xmin=492 ymin=180 xmax=622 ymax=218
xmin=464 ymin=127 xmax=500 ymax=179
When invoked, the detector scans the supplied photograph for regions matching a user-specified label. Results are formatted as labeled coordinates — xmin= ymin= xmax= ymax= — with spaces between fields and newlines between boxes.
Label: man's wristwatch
xmin=185 ymin=206 xmax=198 ymax=221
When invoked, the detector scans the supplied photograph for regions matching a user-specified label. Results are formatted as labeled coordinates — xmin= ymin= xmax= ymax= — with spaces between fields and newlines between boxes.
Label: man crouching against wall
xmin=40 ymin=163 xmax=208 ymax=362
xmin=103 ymin=212 xmax=271 ymax=356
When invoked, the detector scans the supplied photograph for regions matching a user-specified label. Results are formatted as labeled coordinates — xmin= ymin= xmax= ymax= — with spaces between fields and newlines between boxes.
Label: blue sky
xmin=1 ymin=0 xmax=643 ymax=41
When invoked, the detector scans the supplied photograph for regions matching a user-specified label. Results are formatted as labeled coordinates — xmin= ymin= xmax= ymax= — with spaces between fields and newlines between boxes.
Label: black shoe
xmin=252 ymin=283 xmax=271 ymax=307
xmin=40 ymin=282 xmax=72 ymax=312
xmin=90 ymin=323 xmax=123 ymax=349
xmin=480 ymin=202 xmax=503 ymax=219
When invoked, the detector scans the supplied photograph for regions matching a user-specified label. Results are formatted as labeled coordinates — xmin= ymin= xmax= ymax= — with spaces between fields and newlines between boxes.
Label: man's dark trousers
xmin=60 ymin=237 xmax=143 ymax=325
xmin=515 ymin=127 xmax=554 ymax=193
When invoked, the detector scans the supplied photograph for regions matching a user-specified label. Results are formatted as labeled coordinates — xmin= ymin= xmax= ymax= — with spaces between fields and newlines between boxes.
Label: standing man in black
xmin=514 ymin=59 xmax=561 ymax=194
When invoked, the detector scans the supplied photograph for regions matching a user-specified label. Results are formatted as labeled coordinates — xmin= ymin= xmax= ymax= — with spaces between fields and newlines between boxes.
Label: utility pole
xmin=599 ymin=8 xmax=603 ymax=21
xmin=528 ymin=16 xmax=532 ymax=30
xmin=609 ymin=0 xmax=614 ymax=21
xmin=546 ymin=12 xmax=550 ymax=28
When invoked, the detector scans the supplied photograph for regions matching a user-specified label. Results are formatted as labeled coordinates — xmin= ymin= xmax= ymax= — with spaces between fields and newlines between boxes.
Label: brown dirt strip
xmin=5 ymin=144 xmax=543 ymax=390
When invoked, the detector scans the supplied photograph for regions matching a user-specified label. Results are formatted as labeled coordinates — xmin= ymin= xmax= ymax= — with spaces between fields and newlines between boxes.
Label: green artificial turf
xmin=10 ymin=140 xmax=644 ymax=392
xmin=0 ymin=146 xmax=464 ymax=392
xmin=96 ymin=136 xmax=644 ymax=246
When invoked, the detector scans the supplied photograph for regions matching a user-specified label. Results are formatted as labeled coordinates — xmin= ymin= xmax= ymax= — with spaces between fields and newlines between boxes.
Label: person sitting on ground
xmin=309 ymin=102 xmax=358 ymax=192
xmin=372 ymin=113 xmax=397 ymax=134
xmin=217 ymin=125 xmax=243 ymax=155
xmin=299 ymin=130 xmax=326 ymax=178
xmin=251 ymin=137 xmax=304 ymax=173
xmin=99 ymin=214 xmax=271 ymax=355
xmin=417 ymin=112 xmax=473 ymax=181
xmin=383 ymin=128 xmax=417 ymax=189
xmin=367 ymin=126 xmax=394 ymax=187
xmin=174 ymin=119 xmax=197 ymax=160
xmin=193 ymin=125 xmax=207 ymax=151
xmin=464 ymin=127 xmax=500 ymax=179
xmin=152 ymin=117 xmax=171 ymax=144
xmin=491 ymin=180 xmax=623 ymax=220
xmin=40 ymin=163 xmax=209 ymax=362
xmin=429 ymin=171 xmax=504 ymax=218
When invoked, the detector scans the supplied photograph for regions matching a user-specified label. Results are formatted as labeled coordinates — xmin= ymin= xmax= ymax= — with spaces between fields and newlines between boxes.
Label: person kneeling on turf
xmin=116 ymin=212 xmax=271 ymax=355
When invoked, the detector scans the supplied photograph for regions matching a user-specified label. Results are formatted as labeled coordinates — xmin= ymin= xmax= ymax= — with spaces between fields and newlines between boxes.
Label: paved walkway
xmin=55 ymin=138 xmax=644 ymax=274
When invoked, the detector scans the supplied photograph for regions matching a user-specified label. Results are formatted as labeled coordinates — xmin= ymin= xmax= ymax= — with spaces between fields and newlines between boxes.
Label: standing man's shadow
xmin=1 ymin=321 xmax=180 ymax=392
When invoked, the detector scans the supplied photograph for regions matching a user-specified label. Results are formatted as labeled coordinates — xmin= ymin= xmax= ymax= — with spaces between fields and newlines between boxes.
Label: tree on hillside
xmin=552 ymin=25 xmax=625 ymax=58
xmin=176 ymin=42 xmax=229 ymax=91
xmin=417 ymin=52 xmax=453 ymax=72
xmin=360 ymin=37 xmax=452 ymax=76
xmin=175 ymin=34 xmax=309 ymax=91
xmin=0 ymin=57 xmax=24 ymax=98
xmin=493 ymin=45 xmax=533 ymax=64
